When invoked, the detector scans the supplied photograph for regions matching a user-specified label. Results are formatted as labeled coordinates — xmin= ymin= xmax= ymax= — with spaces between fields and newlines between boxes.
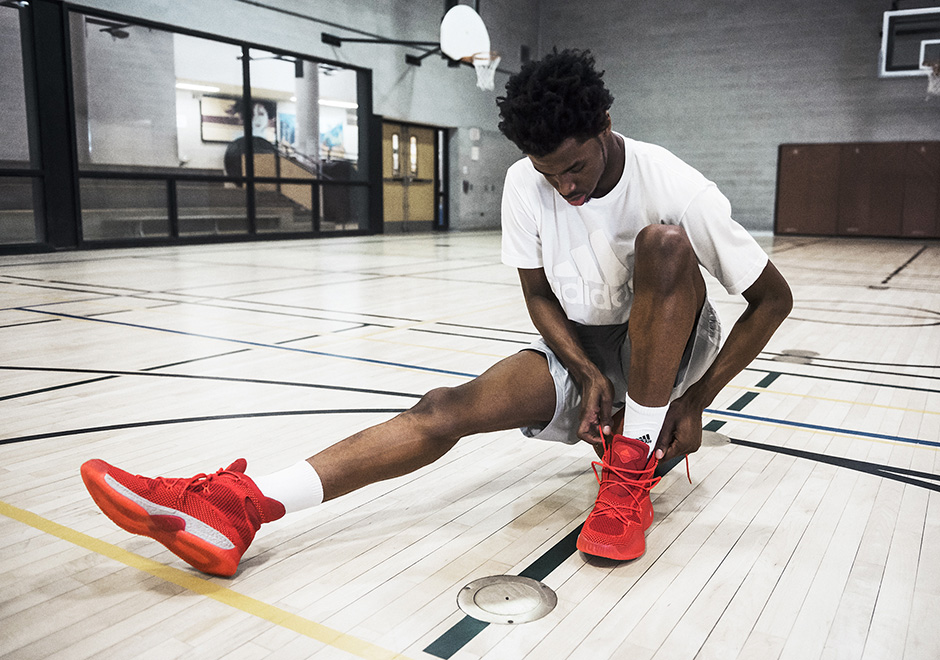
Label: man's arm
xmin=517 ymin=267 xmax=612 ymax=446
xmin=655 ymin=259 xmax=792 ymax=461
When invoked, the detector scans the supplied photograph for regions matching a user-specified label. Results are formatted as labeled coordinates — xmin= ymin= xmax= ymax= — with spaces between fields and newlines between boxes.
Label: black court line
xmin=424 ymin=365 xmax=935 ymax=658
xmin=142 ymin=350 xmax=254 ymax=371
xmin=168 ymin=299 xmax=397 ymax=328
xmin=0 ymin=281 xmax=142 ymax=297
xmin=423 ymin=375 xmax=784 ymax=658
xmin=762 ymin=352 xmax=940 ymax=382
xmin=764 ymin=238 xmax=831 ymax=254
xmin=15 ymin=308 xmax=479 ymax=379
xmin=0 ymin=408 xmax=408 ymax=446
xmin=731 ymin=438 xmax=940 ymax=492
xmin=409 ymin=327 xmax=532 ymax=345
xmin=0 ymin=365 xmax=423 ymax=400
xmin=437 ymin=322 xmax=539 ymax=338
xmin=759 ymin=351 xmax=940 ymax=371
xmin=3 ymin=273 xmax=422 ymax=326
xmin=708 ymin=408 xmax=938 ymax=448
xmin=0 ymin=319 xmax=59 ymax=330
xmin=219 ymin=294 xmax=422 ymax=323
xmin=705 ymin=371 xmax=780 ymax=433
xmin=745 ymin=366 xmax=940 ymax=395
xmin=881 ymin=245 xmax=928 ymax=285
xmin=424 ymin=524 xmax=585 ymax=658
xmin=0 ymin=376 xmax=118 ymax=402
xmin=425 ymin=427 xmax=940 ymax=658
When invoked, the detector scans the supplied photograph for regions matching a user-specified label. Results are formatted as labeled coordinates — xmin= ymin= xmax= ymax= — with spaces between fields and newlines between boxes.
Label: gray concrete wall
xmin=64 ymin=1 xmax=927 ymax=233
xmin=538 ymin=0 xmax=940 ymax=231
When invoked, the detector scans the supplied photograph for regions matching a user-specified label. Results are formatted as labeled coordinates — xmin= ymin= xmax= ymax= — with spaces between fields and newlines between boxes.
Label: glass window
xmin=0 ymin=4 xmax=36 ymax=168
xmin=249 ymin=51 xmax=362 ymax=182
xmin=391 ymin=133 xmax=400 ymax=175
xmin=409 ymin=135 xmax=418 ymax=176
xmin=319 ymin=65 xmax=361 ymax=182
xmin=319 ymin=184 xmax=368 ymax=233
xmin=248 ymin=50 xmax=363 ymax=233
xmin=70 ymin=14 xmax=244 ymax=175
xmin=177 ymin=180 xmax=247 ymax=235
xmin=256 ymin=180 xmax=314 ymax=233
xmin=0 ymin=177 xmax=43 ymax=244
xmin=80 ymin=179 xmax=169 ymax=240
xmin=58 ymin=12 xmax=370 ymax=245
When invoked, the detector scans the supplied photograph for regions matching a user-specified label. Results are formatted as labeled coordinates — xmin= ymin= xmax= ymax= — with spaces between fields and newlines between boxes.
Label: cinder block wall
xmin=539 ymin=0 xmax=940 ymax=231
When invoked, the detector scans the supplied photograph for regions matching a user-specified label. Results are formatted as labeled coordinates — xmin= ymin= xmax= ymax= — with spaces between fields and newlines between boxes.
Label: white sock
xmin=252 ymin=461 xmax=324 ymax=514
xmin=621 ymin=394 xmax=668 ymax=458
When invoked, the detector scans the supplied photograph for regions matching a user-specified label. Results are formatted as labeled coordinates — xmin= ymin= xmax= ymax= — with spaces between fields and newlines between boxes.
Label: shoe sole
xmin=576 ymin=493 xmax=654 ymax=561
xmin=81 ymin=460 xmax=240 ymax=577
xmin=576 ymin=535 xmax=645 ymax=561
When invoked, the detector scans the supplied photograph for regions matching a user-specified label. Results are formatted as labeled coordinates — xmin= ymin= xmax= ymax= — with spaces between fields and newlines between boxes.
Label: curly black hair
xmin=496 ymin=49 xmax=614 ymax=157
xmin=227 ymin=98 xmax=277 ymax=120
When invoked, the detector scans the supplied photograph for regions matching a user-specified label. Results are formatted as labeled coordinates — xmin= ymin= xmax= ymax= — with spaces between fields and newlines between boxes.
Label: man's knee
xmin=403 ymin=386 xmax=464 ymax=440
xmin=634 ymin=224 xmax=699 ymax=289
xmin=636 ymin=224 xmax=694 ymax=263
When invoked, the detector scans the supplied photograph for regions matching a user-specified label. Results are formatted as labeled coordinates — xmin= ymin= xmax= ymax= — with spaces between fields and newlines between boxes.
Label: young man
xmin=81 ymin=50 xmax=791 ymax=576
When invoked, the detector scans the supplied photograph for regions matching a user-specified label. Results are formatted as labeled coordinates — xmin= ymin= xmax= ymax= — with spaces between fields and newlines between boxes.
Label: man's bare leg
xmin=626 ymin=224 xmax=706 ymax=407
xmin=80 ymin=348 xmax=557 ymax=576
xmin=577 ymin=224 xmax=707 ymax=559
xmin=309 ymin=349 xmax=557 ymax=502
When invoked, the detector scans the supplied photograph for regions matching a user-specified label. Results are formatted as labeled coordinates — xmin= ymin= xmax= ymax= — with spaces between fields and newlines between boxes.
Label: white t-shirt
xmin=501 ymin=135 xmax=768 ymax=325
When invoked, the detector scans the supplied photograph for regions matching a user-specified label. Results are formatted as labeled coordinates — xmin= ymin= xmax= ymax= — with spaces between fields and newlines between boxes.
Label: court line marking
xmin=0 ymin=499 xmax=414 ymax=660
xmin=0 ymin=405 xmax=933 ymax=452
xmin=17 ymin=308 xmax=478 ymax=379
xmin=1 ymin=365 xmax=934 ymax=420
xmin=0 ymin=409 xmax=408 ymax=446
xmin=720 ymin=384 xmax=940 ymax=416
xmin=705 ymin=409 xmax=940 ymax=449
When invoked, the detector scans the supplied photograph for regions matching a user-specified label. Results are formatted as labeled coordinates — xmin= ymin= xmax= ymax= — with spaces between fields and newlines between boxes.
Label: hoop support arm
xmin=322 ymin=33 xmax=439 ymax=48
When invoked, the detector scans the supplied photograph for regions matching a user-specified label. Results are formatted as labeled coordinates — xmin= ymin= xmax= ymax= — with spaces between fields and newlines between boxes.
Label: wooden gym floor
xmin=0 ymin=231 xmax=938 ymax=660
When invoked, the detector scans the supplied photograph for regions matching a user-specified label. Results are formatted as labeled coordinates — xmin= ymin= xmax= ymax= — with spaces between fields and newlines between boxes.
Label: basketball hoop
xmin=470 ymin=51 xmax=501 ymax=91
xmin=441 ymin=5 xmax=498 ymax=91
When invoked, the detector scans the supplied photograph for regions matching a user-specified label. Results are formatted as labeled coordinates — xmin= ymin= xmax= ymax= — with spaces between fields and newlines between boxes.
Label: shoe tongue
xmin=610 ymin=435 xmax=651 ymax=471
xmin=225 ymin=458 xmax=248 ymax=474
xmin=260 ymin=497 xmax=286 ymax=522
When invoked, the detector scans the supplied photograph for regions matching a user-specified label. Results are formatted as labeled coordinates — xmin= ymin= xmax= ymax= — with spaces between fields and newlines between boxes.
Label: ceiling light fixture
xmin=176 ymin=82 xmax=221 ymax=93
xmin=319 ymin=99 xmax=358 ymax=109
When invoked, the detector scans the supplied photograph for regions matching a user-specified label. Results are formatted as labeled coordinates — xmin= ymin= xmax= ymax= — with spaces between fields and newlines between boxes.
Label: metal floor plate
xmin=457 ymin=575 xmax=558 ymax=625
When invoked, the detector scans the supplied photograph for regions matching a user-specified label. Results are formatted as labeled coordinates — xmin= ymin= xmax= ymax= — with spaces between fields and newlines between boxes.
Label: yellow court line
xmin=0 ymin=500 xmax=413 ymax=660
xmin=724 ymin=384 xmax=940 ymax=416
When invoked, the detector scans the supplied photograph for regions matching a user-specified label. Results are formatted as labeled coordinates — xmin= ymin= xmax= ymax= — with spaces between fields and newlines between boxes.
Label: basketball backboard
xmin=879 ymin=7 xmax=940 ymax=77
xmin=439 ymin=4 xmax=489 ymax=61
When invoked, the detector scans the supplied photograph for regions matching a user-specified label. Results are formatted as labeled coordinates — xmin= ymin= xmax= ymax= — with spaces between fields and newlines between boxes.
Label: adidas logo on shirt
xmin=550 ymin=231 xmax=630 ymax=313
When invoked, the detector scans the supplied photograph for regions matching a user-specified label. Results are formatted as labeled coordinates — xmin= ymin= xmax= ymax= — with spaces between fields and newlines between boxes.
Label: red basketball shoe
xmin=577 ymin=434 xmax=660 ymax=561
xmin=81 ymin=458 xmax=285 ymax=577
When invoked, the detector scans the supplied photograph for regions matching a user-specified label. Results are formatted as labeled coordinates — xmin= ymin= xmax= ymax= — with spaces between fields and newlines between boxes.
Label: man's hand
xmin=653 ymin=394 xmax=704 ymax=462
xmin=577 ymin=372 xmax=615 ymax=448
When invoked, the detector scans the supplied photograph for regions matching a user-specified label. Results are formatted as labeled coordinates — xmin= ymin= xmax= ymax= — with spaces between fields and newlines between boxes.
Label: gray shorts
xmin=521 ymin=299 xmax=722 ymax=444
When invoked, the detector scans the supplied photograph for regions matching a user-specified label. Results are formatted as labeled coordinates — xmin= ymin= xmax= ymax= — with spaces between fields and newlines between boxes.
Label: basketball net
xmin=928 ymin=62 xmax=940 ymax=98
xmin=470 ymin=51 xmax=500 ymax=91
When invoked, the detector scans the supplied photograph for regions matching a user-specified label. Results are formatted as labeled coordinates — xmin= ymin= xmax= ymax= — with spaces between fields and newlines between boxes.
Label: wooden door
xmin=775 ymin=144 xmax=840 ymax=235
xmin=837 ymin=143 xmax=906 ymax=237
xmin=901 ymin=142 xmax=940 ymax=238
xmin=382 ymin=122 xmax=436 ymax=232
